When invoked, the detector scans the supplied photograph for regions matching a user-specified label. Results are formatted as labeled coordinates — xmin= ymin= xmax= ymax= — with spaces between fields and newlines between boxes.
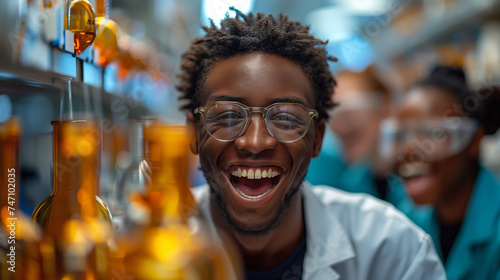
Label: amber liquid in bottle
xmin=94 ymin=18 xmax=119 ymax=67
xmin=116 ymin=123 xmax=241 ymax=280
xmin=32 ymin=120 xmax=112 ymax=230
xmin=68 ymin=0 xmax=96 ymax=55
xmin=32 ymin=120 xmax=113 ymax=280
xmin=94 ymin=0 xmax=120 ymax=67
xmin=0 ymin=118 xmax=44 ymax=280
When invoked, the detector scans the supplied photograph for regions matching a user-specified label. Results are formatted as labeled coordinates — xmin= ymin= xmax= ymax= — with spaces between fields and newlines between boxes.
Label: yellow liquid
xmin=1 ymin=119 xmax=44 ymax=280
xmin=115 ymin=124 xmax=241 ymax=280
xmin=32 ymin=195 xmax=112 ymax=230
xmin=94 ymin=17 xmax=119 ymax=67
xmin=68 ymin=0 xmax=96 ymax=55
xmin=73 ymin=30 xmax=96 ymax=55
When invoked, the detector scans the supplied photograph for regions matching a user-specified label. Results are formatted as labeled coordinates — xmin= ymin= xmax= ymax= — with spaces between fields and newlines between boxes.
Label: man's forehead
xmin=204 ymin=95 xmax=309 ymax=107
xmin=200 ymin=53 xmax=315 ymax=107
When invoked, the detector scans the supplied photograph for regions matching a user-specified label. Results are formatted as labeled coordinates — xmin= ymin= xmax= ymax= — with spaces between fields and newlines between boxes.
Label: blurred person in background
xmin=178 ymin=10 xmax=446 ymax=280
xmin=306 ymin=66 xmax=403 ymax=204
xmin=381 ymin=65 xmax=500 ymax=279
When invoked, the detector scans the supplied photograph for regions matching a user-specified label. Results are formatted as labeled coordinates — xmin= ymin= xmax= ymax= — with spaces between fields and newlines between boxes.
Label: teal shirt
xmin=396 ymin=167 xmax=500 ymax=280
xmin=306 ymin=128 xmax=404 ymax=205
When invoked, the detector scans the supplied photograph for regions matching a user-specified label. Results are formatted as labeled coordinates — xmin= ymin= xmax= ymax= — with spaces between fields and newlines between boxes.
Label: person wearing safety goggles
xmin=380 ymin=65 xmax=500 ymax=280
xmin=307 ymin=67 xmax=403 ymax=204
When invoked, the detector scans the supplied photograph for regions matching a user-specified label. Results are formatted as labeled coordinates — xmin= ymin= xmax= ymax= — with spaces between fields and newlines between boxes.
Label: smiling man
xmin=177 ymin=10 xmax=446 ymax=280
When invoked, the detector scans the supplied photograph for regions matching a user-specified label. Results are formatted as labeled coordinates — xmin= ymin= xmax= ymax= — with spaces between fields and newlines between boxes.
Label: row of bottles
xmin=16 ymin=0 xmax=123 ymax=70
xmin=0 ymin=117 xmax=242 ymax=279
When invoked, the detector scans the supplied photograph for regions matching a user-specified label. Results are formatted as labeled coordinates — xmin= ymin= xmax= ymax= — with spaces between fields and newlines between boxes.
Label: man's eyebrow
xmin=206 ymin=95 xmax=244 ymax=103
xmin=271 ymin=97 xmax=308 ymax=107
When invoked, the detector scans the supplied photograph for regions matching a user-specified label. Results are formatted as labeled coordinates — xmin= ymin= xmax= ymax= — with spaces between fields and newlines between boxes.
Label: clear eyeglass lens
xmin=265 ymin=105 xmax=309 ymax=142
xmin=205 ymin=103 xmax=248 ymax=141
xmin=203 ymin=103 xmax=311 ymax=142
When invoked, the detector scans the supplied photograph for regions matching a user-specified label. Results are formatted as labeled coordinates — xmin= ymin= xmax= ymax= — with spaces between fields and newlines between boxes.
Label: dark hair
xmin=416 ymin=65 xmax=500 ymax=135
xmin=176 ymin=9 xmax=337 ymax=121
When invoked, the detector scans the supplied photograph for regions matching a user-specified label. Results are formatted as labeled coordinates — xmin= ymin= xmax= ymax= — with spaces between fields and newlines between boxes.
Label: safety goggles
xmin=379 ymin=117 xmax=479 ymax=161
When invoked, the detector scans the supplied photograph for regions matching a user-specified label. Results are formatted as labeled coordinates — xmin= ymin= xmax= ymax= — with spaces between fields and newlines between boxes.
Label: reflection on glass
xmin=94 ymin=0 xmax=120 ymax=68
xmin=68 ymin=0 xmax=97 ymax=55
xmin=32 ymin=120 xmax=113 ymax=279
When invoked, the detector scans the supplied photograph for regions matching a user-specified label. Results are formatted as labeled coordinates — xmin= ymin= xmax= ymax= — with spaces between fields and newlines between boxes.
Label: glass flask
xmin=110 ymin=119 xmax=151 ymax=232
xmin=115 ymin=122 xmax=241 ymax=279
xmin=94 ymin=0 xmax=120 ymax=68
xmin=32 ymin=120 xmax=113 ymax=279
xmin=0 ymin=118 xmax=44 ymax=280
xmin=32 ymin=120 xmax=113 ymax=230
xmin=67 ymin=0 xmax=96 ymax=55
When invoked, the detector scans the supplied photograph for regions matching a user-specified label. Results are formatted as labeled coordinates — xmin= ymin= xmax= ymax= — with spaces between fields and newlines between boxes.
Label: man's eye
xmin=207 ymin=111 xmax=246 ymax=126
xmin=269 ymin=113 xmax=305 ymax=130
xmin=216 ymin=112 xmax=244 ymax=120
xmin=274 ymin=115 xmax=294 ymax=121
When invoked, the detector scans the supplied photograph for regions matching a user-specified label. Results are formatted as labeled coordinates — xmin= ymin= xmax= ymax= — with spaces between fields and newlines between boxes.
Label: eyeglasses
xmin=194 ymin=101 xmax=319 ymax=143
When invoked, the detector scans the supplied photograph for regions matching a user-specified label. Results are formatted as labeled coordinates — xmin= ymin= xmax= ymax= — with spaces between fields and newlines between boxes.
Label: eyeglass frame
xmin=193 ymin=101 xmax=319 ymax=143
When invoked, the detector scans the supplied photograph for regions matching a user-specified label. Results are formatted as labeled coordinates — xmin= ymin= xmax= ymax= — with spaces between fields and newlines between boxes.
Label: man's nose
xmin=234 ymin=114 xmax=277 ymax=155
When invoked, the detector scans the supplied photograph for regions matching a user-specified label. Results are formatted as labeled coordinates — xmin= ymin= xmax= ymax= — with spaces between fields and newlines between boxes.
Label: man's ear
xmin=186 ymin=111 xmax=198 ymax=155
xmin=312 ymin=119 xmax=325 ymax=158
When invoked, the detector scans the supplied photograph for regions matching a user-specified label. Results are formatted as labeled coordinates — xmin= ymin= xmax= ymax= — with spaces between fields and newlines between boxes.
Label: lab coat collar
xmin=193 ymin=183 xmax=356 ymax=280
xmin=301 ymin=182 xmax=355 ymax=279
xmin=446 ymin=167 xmax=500 ymax=279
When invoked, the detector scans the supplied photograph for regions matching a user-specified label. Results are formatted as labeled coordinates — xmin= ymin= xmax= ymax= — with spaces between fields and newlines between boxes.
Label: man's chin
xmin=210 ymin=185 xmax=281 ymax=236
xmin=208 ymin=179 xmax=303 ymax=236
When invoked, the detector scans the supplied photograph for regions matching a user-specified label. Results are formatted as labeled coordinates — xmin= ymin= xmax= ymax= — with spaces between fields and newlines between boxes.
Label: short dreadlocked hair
xmin=177 ymin=9 xmax=337 ymax=121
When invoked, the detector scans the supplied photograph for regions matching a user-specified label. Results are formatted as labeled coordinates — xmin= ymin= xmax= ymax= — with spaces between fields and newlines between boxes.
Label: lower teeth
xmin=234 ymin=184 xmax=275 ymax=199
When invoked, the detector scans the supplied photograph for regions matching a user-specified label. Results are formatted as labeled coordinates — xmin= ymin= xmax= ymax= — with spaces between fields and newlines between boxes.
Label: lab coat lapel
xmin=301 ymin=183 xmax=355 ymax=280
xmin=446 ymin=167 xmax=500 ymax=280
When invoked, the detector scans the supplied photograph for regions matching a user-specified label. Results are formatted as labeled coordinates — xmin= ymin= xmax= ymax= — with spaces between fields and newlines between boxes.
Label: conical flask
xmin=32 ymin=120 xmax=113 ymax=279
xmin=32 ymin=120 xmax=113 ymax=230
xmin=0 ymin=118 xmax=44 ymax=280
xmin=113 ymin=122 xmax=242 ymax=279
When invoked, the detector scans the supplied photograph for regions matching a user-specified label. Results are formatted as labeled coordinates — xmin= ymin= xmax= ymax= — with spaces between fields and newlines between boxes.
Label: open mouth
xmin=228 ymin=166 xmax=282 ymax=199
xmin=398 ymin=162 xmax=432 ymax=179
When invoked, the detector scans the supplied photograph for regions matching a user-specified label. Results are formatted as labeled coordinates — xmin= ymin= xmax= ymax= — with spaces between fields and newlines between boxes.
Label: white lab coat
xmin=193 ymin=183 xmax=447 ymax=280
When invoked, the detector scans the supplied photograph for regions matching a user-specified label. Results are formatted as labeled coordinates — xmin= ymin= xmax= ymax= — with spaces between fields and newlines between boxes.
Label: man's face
xmin=189 ymin=53 xmax=324 ymax=235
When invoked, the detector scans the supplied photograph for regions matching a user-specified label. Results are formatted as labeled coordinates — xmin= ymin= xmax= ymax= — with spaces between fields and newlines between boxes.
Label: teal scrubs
xmin=305 ymin=128 xmax=345 ymax=188
xmin=306 ymin=128 xmax=404 ymax=205
xmin=396 ymin=167 xmax=500 ymax=280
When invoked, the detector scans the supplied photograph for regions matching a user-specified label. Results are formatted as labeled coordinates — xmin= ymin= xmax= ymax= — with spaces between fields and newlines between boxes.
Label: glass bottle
xmin=94 ymin=0 xmax=120 ymax=68
xmin=67 ymin=0 xmax=96 ymax=55
xmin=109 ymin=119 xmax=151 ymax=232
xmin=32 ymin=120 xmax=113 ymax=279
xmin=32 ymin=120 xmax=113 ymax=230
xmin=0 ymin=118 xmax=44 ymax=280
xmin=115 ymin=122 xmax=240 ymax=279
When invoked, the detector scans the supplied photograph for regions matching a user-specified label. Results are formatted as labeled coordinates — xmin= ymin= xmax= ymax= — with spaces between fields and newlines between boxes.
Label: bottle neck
xmin=95 ymin=0 xmax=109 ymax=18
xmin=129 ymin=120 xmax=144 ymax=162
xmin=144 ymin=125 xmax=196 ymax=225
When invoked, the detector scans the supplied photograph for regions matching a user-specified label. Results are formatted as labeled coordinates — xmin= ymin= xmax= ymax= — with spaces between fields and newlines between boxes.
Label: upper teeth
xmin=399 ymin=162 xmax=431 ymax=178
xmin=231 ymin=168 xmax=281 ymax=179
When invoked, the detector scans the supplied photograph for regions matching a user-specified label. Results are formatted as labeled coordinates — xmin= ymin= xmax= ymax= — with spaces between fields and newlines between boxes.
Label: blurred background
xmin=1 ymin=0 xmax=500 ymax=215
